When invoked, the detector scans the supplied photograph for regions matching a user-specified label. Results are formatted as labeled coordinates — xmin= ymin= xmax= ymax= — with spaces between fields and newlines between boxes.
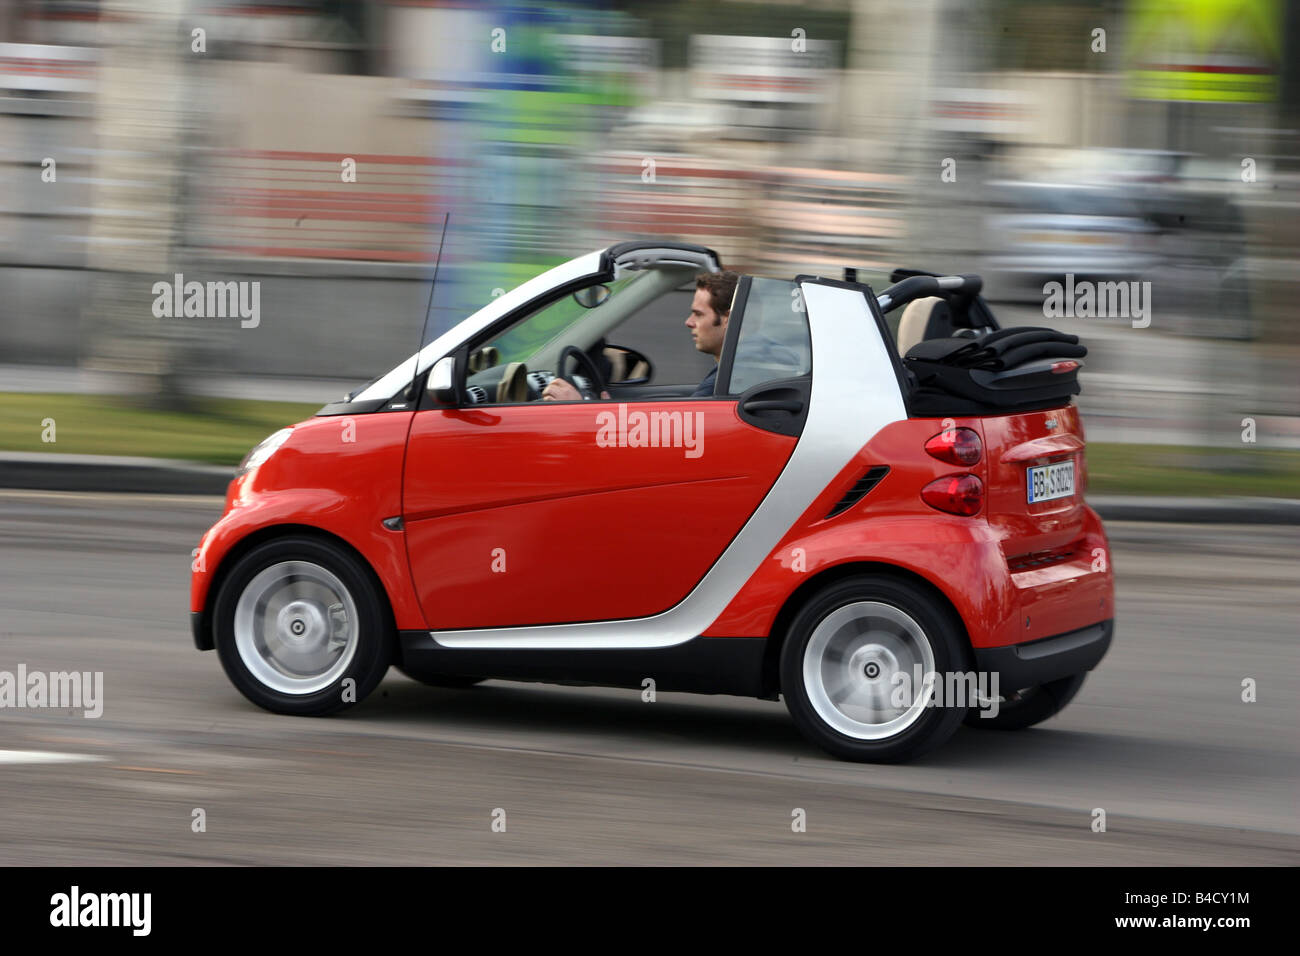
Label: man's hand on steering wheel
xmin=541 ymin=378 xmax=583 ymax=402
xmin=542 ymin=345 xmax=610 ymax=401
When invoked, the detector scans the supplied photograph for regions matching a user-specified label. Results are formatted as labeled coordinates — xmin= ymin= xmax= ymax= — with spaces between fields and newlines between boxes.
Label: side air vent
xmin=825 ymin=466 xmax=890 ymax=519
xmin=465 ymin=385 xmax=488 ymax=404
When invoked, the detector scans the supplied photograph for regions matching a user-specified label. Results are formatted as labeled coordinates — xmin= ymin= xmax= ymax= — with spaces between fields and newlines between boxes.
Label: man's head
xmin=687 ymin=270 xmax=739 ymax=359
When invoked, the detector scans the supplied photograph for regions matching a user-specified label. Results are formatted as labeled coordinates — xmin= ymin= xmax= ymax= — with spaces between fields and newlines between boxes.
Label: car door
xmin=402 ymin=276 xmax=812 ymax=631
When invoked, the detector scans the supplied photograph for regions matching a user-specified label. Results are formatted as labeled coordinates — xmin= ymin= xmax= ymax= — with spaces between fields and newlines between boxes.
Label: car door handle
xmin=736 ymin=378 xmax=810 ymax=436
xmin=742 ymin=398 xmax=802 ymax=414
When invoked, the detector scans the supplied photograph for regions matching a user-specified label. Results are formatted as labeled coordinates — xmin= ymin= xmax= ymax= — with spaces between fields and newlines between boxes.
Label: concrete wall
xmin=2 ymin=260 xmax=438 ymax=382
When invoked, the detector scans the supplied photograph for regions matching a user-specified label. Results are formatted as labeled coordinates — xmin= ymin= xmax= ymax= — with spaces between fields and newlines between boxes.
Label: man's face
xmin=686 ymin=287 xmax=728 ymax=358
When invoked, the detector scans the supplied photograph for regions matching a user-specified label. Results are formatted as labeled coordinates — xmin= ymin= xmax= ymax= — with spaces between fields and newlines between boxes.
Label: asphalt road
xmin=0 ymin=490 xmax=1295 ymax=865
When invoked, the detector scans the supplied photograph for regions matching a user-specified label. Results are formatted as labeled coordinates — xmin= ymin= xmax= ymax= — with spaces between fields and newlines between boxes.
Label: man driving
xmin=542 ymin=270 xmax=739 ymax=401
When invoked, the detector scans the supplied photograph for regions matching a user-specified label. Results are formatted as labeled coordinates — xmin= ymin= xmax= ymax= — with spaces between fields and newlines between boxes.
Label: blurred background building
xmin=1 ymin=0 xmax=1297 ymax=449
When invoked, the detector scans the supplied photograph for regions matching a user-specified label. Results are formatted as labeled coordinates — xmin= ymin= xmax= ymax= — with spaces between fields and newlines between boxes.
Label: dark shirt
xmin=690 ymin=365 xmax=718 ymax=398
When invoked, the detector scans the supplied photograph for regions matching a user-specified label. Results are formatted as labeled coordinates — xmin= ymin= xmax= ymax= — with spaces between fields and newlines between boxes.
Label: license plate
xmin=1027 ymin=460 xmax=1075 ymax=503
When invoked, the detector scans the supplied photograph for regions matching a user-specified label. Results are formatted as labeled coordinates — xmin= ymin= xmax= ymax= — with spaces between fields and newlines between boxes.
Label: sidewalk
xmin=3 ymin=451 xmax=1298 ymax=523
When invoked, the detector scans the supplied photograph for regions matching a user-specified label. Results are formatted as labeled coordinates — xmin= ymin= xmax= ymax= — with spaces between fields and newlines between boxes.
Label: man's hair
xmin=695 ymin=271 xmax=740 ymax=324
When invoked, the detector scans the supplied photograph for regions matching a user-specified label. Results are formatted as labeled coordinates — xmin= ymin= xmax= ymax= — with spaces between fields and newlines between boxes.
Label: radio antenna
xmin=408 ymin=210 xmax=451 ymax=400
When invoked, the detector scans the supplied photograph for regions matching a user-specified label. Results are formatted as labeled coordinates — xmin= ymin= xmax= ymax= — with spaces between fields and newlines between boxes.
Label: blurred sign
xmin=931 ymin=87 xmax=1029 ymax=135
xmin=689 ymin=34 xmax=835 ymax=105
xmin=547 ymin=34 xmax=658 ymax=101
xmin=1128 ymin=0 xmax=1282 ymax=103
xmin=0 ymin=43 xmax=97 ymax=95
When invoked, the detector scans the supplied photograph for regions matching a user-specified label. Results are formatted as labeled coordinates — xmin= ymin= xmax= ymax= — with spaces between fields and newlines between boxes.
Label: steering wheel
xmin=556 ymin=345 xmax=606 ymax=400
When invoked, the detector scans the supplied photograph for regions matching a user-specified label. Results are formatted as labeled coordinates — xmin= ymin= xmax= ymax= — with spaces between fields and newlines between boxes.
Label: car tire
xmin=962 ymin=673 xmax=1086 ymax=731
xmin=213 ymin=535 xmax=393 ymax=716
xmin=397 ymin=668 xmax=485 ymax=689
xmin=779 ymin=575 xmax=971 ymax=763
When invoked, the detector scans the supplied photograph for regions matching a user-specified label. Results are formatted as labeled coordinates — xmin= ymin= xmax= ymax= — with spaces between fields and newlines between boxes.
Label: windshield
xmin=471 ymin=267 xmax=692 ymax=377
xmin=346 ymin=249 xmax=605 ymax=403
xmin=485 ymin=275 xmax=637 ymax=366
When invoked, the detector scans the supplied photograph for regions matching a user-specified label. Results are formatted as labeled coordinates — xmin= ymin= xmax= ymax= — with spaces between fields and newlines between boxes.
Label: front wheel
xmin=213 ymin=536 xmax=393 ymax=716
xmin=780 ymin=576 xmax=971 ymax=763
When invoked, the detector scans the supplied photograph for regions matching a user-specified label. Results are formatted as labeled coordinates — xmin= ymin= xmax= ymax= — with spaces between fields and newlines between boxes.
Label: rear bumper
xmin=972 ymin=619 xmax=1111 ymax=690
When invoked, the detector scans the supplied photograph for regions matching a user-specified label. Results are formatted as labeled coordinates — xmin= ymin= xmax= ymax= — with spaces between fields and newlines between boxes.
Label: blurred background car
xmin=983 ymin=178 xmax=1162 ymax=298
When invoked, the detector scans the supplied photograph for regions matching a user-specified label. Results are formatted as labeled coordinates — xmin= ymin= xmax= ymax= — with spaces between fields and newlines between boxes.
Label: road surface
xmin=0 ymin=490 xmax=1295 ymax=864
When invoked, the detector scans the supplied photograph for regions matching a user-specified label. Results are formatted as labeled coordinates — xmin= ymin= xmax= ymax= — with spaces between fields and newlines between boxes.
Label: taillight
xmin=925 ymin=426 xmax=982 ymax=466
xmin=921 ymin=474 xmax=984 ymax=516
xmin=1050 ymin=360 xmax=1079 ymax=374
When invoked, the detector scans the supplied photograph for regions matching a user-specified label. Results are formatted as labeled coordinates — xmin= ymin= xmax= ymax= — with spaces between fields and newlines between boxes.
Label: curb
xmin=1086 ymin=495 xmax=1300 ymax=525
xmin=2 ymin=453 xmax=1299 ymax=524
xmin=0 ymin=453 xmax=232 ymax=496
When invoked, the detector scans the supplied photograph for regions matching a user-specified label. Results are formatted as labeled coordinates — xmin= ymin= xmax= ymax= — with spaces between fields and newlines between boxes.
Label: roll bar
xmin=876 ymin=274 xmax=983 ymax=314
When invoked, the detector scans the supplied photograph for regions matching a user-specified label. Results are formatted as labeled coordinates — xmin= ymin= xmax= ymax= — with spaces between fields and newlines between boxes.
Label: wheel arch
xmin=759 ymin=561 xmax=973 ymax=697
xmin=195 ymin=523 xmax=397 ymax=652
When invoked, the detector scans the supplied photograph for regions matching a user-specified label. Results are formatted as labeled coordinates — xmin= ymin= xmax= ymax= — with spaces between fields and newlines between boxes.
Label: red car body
xmin=190 ymin=242 xmax=1113 ymax=762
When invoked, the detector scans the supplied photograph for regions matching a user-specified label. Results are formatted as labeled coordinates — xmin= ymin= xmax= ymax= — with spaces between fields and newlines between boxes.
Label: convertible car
xmin=189 ymin=241 xmax=1113 ymax=762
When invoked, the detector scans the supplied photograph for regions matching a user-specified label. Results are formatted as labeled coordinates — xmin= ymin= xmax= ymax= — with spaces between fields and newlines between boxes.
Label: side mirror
xmin=573 ymin=284 xmax=611 ymax=309
xmin=426 ymin=355 xmax=458 ymax=406
xmin=602 ymin=344 xmax=654 ymax=386
xmin=467 ymin=346 xmax=499 ymax=373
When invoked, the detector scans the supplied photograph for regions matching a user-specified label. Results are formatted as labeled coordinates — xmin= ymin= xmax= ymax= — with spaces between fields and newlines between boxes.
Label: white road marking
xmin=0 ymin=749 xmax=105 ymax=765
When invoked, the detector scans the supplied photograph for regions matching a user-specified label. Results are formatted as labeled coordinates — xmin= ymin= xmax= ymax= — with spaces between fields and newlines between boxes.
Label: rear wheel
xmin=213 ymin=536 xmax=393 ymax=715
xmin=779 ymin=576 xmax=970 ymax=763
xmin=963 ymin=673 xmax=1086 ymax=730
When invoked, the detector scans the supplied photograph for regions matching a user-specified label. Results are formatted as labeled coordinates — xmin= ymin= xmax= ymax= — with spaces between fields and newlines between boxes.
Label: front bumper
xmin=191 ymin=610 xmax=212 ymax=651
xmin=972 ymin=619 xmax=1111 ymax=690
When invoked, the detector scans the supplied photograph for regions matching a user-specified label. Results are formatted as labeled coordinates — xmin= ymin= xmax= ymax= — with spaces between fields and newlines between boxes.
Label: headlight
xmin=236 ymin=427 xmax=293 ymax=478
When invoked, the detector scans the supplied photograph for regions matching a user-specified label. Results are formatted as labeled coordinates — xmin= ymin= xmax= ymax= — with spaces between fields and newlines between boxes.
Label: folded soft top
xmin=903 ymin=327 xmax=1086 ymax=416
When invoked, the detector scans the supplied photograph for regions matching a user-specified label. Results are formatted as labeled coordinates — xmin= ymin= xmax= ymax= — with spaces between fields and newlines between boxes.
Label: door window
xmin=722 ymin=277 xmax=811 ymax=395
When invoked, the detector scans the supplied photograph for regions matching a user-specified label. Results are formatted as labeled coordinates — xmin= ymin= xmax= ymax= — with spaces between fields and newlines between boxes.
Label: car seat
xmin=896 ymin=296 xmax=958 ymax=355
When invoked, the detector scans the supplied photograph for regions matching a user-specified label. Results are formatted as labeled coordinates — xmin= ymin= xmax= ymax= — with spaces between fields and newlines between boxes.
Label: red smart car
xmin=190 ymin=242 xmax=1113 ymax=762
